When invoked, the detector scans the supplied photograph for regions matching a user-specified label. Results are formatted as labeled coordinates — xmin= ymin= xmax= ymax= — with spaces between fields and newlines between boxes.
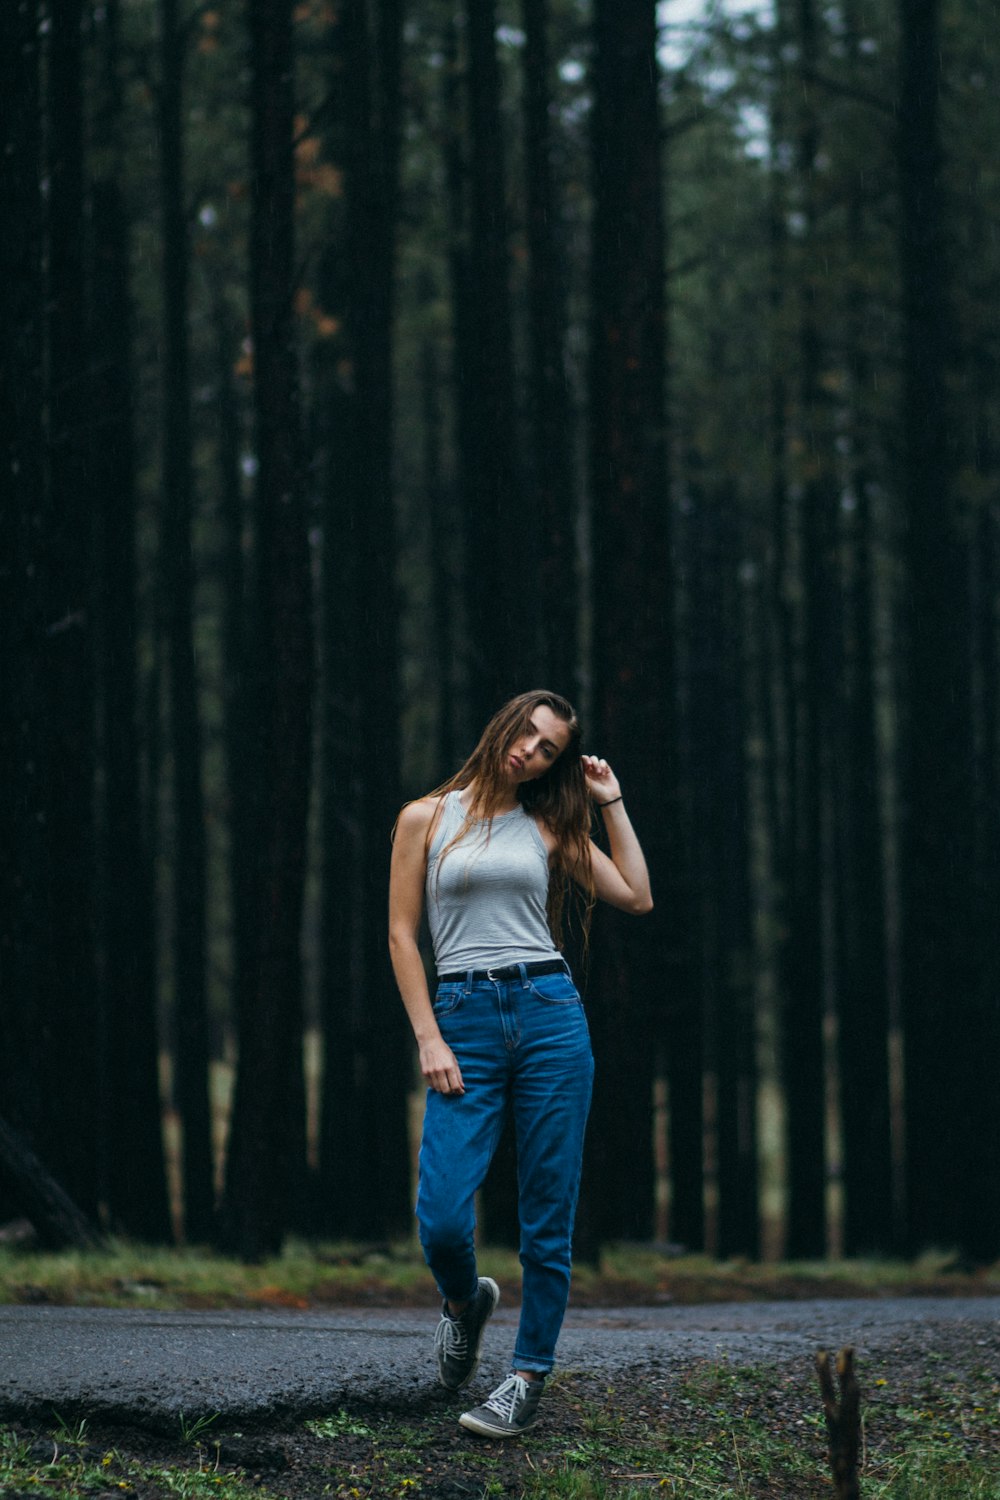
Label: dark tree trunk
xmin=222 ymin=0 xmax=313 ymax=1260
xmin=211 ymin=281 xmax=256 ymax=1094
xmin=89 ymin=0 xmax=171 ymax=1243
xmin=522 ymin=0 xmax=577 ymax=695
xmin=586 ymin=0 xmax=680 ymax=1248
xmin=834 ymin=21 xmax=896 ymax=1252
xmin=463 ymin=0 xmax=534 ymax=724
xmin=346 ymin=0 xmax=410 ymax=1237
xmin=683 ymin=487 xmax=758 ymax=1260
xmin=42 ymin=0 xmax=101 ymax=1214
xmin=157 ymin=0 xmax=214 ymax=1244
xmin=441 ymin=15 xmax=477 ymax=754
xmin=897 ymin=0 xmax=1000 ymax=1260
xmin=780 ymin=0 xmax=830 ymax=1259
xmin=0 ymin=0 xmax=47 ymax=1170
xmin=313 ymin=0 xmax=410 ymax=1240
xmin=422 ymin=323 xmax=463 ymax=778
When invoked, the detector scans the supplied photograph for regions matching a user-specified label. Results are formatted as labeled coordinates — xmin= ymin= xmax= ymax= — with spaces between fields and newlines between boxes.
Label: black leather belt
xmin=437 ymin=959 xmax=569 ymax=985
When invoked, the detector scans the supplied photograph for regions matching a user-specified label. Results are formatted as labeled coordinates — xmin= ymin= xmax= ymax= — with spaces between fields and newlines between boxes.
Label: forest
xmin=1 ymin=0 xmax=998 ymax=1267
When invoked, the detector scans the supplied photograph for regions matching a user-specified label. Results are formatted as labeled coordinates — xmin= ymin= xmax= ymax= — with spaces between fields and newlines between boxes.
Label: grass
xmin=1 ymin=1238 xmax=997 ymax=1310
xmin=2 ymin=1356 xmax=999 ymax=1499
xmin=2 ymin=1242 xmax=997 ymax=1496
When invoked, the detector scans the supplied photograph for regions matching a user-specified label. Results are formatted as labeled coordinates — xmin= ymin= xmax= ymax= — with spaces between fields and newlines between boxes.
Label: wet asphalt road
xmin=1 ymin=1298 xmax=997 ymax=1430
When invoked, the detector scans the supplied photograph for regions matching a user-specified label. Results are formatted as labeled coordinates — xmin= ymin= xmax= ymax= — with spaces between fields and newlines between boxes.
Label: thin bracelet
xmin=598 ymin=795 xmax=623 ymax=809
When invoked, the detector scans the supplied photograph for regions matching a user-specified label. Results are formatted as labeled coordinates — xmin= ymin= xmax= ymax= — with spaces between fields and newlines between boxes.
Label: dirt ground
xmin=4 ymin=1313 xmax=998 ymax=1498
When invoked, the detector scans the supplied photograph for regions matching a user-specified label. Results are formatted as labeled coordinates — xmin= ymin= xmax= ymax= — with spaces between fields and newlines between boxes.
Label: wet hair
xmin=427 ymin=690 xmax=596 ymax=950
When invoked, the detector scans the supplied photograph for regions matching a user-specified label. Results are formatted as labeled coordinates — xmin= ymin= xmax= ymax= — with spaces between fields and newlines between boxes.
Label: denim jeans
xmin=416 ymin=963 xmax=594 ymax=1375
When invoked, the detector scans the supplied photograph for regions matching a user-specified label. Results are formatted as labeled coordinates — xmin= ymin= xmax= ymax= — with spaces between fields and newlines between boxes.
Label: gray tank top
xmin=426 ymin=790 xmax=562 ymax=974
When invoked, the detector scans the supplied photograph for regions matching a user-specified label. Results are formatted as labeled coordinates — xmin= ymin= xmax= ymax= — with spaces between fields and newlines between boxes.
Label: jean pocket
xmin=432 ymin=983 xmax=465 ymax=1016
xmin=526 ymin=971 xmax=580 ymax=1005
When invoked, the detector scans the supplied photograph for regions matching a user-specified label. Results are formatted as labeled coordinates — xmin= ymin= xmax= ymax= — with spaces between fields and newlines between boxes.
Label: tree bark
xmin=222 ymin=0 xmax=313 ymax=1259
xmin=158 ymin=0 xmax=214 ymax=1244
xmin=897 ymin=0 xmax=999 ymax=1260
xmin=41 ymin=0 xmax=102 ymax=1215
xmin=0 ymin=0 xmax=48 ymax=1186
xmin=587 ymin=0 xmax=680 ymax=1247
xmin=90 ymin=0 xmax=171 ymax=1243
xmin=463 ymin=0 xmax=534 ymax=724
xmin=522 ymin=0 xmax=577 ymax=695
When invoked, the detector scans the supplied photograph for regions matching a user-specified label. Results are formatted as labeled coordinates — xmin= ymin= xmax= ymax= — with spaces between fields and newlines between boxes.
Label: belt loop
xmin=517 ymin=962 xmax=528 ymax=984
xmin=466 ymin=969 xmax=475 ymax=987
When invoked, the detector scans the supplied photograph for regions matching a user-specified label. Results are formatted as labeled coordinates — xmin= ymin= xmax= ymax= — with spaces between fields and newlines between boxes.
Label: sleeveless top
xmin=426 ymin=790 xmax=562 ymax=975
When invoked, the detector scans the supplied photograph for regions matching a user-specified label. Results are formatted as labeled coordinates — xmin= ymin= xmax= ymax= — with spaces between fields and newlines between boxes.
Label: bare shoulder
xmin=396 ymin=794 xmax=446 ymax=840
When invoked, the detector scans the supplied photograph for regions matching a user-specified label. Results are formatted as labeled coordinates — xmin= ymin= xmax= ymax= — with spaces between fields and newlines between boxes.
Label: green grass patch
xmin=1 ymin=1239 xmax=997 ymax=1310
xmin=2 ymin=1356 xmax=999 ymax=1500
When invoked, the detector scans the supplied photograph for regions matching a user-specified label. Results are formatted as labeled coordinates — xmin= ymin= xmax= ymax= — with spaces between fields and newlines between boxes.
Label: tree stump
xmin=816 ymin=1345 xmax=861 ymax=1499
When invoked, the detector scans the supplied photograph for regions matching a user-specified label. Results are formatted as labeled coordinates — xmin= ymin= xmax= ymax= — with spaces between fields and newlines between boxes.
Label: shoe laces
xmin=483 ymin=1374 xmax=529 ymax=1420
xmin=435 ymin=1313 xmax=469 ymax=1363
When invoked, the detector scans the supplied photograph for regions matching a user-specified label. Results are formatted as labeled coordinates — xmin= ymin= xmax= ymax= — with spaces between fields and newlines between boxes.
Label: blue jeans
xmin=416 ymin=964 xmax=594 ymax=1375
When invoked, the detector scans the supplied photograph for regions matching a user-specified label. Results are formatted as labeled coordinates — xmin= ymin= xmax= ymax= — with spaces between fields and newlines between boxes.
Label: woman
xmin=389 ymin=690 xmax=652 ymax=1437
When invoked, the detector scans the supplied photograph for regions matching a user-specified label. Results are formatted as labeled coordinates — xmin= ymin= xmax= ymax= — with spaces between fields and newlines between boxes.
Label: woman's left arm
xmin=578 ymin=755 xmax=653 ymax=915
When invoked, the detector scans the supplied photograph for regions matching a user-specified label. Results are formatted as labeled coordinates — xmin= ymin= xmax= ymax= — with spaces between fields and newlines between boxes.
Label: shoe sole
xmin=438 ymin=1277 xmax=500 ymax=1391
xmin=458 ymin=1409 xmax=538 ymax=1438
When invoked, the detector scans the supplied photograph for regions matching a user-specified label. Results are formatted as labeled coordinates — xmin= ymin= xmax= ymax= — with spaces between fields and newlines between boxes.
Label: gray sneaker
xmin=433 ymin=1276 xmax=500 ymax=1390
xmin=459 ymin=1373 xmax=544 ymax=1437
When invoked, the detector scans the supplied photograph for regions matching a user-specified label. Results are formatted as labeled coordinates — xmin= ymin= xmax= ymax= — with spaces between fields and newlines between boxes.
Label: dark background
xmin=1 ymin=0 xmax=998 ymax=1265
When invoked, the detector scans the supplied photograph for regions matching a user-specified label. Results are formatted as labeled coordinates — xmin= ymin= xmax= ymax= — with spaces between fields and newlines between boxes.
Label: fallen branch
xmin=0 ymin=1115 xmax=105 ymax=1251
xmin=816 ymin=1345 xmax=861 ymax=1499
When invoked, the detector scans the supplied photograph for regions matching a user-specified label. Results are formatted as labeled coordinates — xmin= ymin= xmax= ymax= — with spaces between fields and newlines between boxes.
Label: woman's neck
xmin=461 ymin=780 xmax=520 ymax=817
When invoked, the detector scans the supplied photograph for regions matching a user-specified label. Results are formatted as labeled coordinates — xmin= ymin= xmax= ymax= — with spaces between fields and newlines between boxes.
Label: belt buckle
xmin=486 ymin=966 xmax=504 ymax=982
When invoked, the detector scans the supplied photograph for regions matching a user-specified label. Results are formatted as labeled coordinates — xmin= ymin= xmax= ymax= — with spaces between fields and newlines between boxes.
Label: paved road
xmin=1 ymin=1298 xmax=997 ymax=1430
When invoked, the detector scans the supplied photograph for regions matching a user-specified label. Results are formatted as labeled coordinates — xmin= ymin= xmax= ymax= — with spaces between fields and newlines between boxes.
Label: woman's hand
xmin=581 ymin=754 xmax=622 ymax=806
xmin=420 ymin=1036 xmax=465 ymax=1095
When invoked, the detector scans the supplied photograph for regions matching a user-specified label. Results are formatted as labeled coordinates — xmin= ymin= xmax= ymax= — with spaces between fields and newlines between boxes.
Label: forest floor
xmin=2 ymin=1321 xmax=999 ymax=1499
xmin=1 ymin=1246 xmax=999 ymax=1498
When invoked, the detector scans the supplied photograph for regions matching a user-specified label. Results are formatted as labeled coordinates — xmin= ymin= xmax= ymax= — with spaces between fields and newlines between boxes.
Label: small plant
xmin=178 ymin=1410 xmax=220 ymax=1445
xmin=51 ymin=1410 xmax=89 ymax=1445
xmin=306 ymin=1411 xmax=375 ymax=1439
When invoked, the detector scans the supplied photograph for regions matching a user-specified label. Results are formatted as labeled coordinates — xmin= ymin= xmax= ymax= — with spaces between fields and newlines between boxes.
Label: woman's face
xmin=505 ymin=704 xmax=574 ymax=786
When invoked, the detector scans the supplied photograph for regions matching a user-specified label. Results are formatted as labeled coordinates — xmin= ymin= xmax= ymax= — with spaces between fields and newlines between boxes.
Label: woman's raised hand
xmin=581 ymin=754 xmax=622 ymax=806
xmin=581 ymin=750 xmax=620 ymax=810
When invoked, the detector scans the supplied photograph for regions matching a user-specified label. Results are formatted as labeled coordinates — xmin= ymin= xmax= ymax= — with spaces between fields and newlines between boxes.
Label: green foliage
xmin=304 ymin=1410 xmax=375 ymax=1439
xmin=178 ymin=1411 xmax=220 ymax=1446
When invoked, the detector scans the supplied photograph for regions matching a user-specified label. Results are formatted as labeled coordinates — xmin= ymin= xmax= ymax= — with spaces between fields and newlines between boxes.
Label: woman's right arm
xmin=388 ymin=799 xmax=465 ymax=1096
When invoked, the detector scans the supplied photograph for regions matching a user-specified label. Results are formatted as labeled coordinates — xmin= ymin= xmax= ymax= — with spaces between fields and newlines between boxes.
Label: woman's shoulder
xmin=396 ymin=793 xmax=449 ymax=837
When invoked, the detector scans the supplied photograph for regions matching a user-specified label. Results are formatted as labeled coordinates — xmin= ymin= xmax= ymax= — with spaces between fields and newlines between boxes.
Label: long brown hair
xmin=427 ymin=690 xmax=595 ymax=949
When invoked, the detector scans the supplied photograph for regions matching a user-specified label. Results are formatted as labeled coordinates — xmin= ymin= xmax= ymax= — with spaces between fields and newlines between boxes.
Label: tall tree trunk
xmin=780 ymin=0 xmax=830 ymax=1259
xmin=222 ymin=0 xmax=313 ymax=1260
xmin=90 ymin=0 xmax=171 ymax=1242
xmin=0 ymin=0 xmax=48 ymax=1174
xmin=522 ymin=0 xmax=577 ymax=695
xmin=346 ymin=0 xmax=410 ymax=1236
xmin=897 ymin=0 xmax=999 ymax=1259
xmin=587 ymin=0 xmax=680 ymax=1248
xmin=463 ymin=0 xmax=534 ymax=725
xmin=158 ymin=0 xmax=214 ymax=1242
xmin=42 ymin=0 xmax=101 ymax=1213
xmin=834 ymin=6 xmax=896 ymax=1254
xmin=314 ymin=0 xmax=409 ymax=1239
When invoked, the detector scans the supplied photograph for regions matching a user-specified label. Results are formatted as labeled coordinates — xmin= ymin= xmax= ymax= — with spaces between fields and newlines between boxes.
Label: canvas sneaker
xmin=433 ymin=1276 xmax=500 ymax=1391
xmin=459 ymin=1373 xmax=544 ymax=1437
